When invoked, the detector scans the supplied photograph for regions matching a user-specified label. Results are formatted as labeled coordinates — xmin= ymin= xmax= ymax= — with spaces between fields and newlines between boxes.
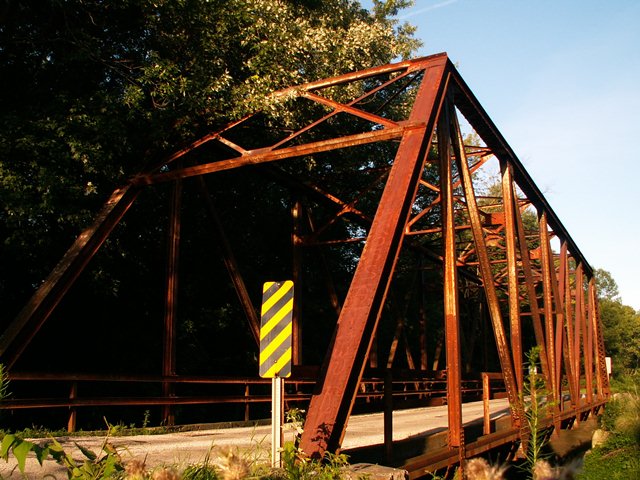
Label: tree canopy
xmin=0 ymin=0 xmax=427 ymax=390
xmin=595 ymin=268 xmax=621 ymax=302
xmin=595 ymin=269 xmax=640 ymax=373
xmin=0 ymin=0 xmax=419 ymax=313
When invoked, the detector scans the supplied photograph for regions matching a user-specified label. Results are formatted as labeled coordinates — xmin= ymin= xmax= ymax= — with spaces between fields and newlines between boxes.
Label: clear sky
xmin=362 ymin=0 xmax=640 ymax=310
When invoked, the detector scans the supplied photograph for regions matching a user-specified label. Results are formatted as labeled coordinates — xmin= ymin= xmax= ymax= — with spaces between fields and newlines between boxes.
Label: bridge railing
xmin=0 ymin=370 xmax=506 ymax=432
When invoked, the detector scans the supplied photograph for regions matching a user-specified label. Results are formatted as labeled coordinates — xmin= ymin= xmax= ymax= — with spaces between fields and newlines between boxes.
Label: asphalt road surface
xmin=0 ymin=398 xmax=510 ymax=479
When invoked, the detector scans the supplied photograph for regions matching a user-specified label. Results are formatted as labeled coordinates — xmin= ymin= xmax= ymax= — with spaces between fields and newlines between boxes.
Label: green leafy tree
xmin=0 ymin=0 xmax=419 ymax=279
xmin=0 ymin=0 xmax=421 ymax=394
xmin=595 ymin=267 xmax=621 ymax=302
xmin=595 ymin=269 xmax=640 ymax=373
xmin=601 ymin=299 xmax=640 ymax=372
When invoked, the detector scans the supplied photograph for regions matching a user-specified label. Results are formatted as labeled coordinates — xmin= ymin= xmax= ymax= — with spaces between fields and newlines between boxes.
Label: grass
xmin=578 ymin=372 xmax=640 ymax=480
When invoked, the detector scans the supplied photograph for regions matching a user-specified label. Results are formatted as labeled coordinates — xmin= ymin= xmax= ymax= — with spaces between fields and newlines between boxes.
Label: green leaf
xmin=102 ymin=458 xmax=116 ymax=477
xmin=101 ymin=451 xmax=124 ymax=477
xmin=12 ymin=438 xmax=34 ymax=473
xmin=0 ymin=433 xmax=16 ymax=459
xmin=33 ymin=444 xmax=50 ymax=466
xmin=48 ymin=438 xmax=76 ymax=469
xmin=75 ymin=441 xmax=97 ymax=461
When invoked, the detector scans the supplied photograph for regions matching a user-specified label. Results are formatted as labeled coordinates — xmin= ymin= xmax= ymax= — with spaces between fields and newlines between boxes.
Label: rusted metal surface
xmin=438 ymin=99 xmax=463 ymax=449
xmin=501 ymin=162 xmax=523 ymax=393
xmin=0 ymin=53 xmax=610 ymax=474
xmin=0 ymin=372 xmax=492 ymax=431
xmin=539 ymin=213 xmax=559 ymax=407
xmin=449 ymin=100 xmax=522 ymax=426
xmin=299 ymin=55 xmax=450 ymax=457
xmin=162 ymin=174 xmax=182 ymax=425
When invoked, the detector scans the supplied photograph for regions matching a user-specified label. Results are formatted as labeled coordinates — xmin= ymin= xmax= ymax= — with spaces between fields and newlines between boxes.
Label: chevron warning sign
xmin=259 ymin=280 xmax=294 ymax=378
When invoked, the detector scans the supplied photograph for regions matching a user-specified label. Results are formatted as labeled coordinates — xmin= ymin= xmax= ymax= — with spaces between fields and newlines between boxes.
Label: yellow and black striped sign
xmin=259 ymin=280 xmax=294 ymax=378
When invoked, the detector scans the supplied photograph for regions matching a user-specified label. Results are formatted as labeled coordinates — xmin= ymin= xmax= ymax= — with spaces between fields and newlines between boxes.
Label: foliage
xmin=579 ymin=436 xmax=640 ymax=480
xmin=2 ymin=425 xmax=73 ymax=439
xmin=592 ymin=268 xmax=640 ymax=373
xmin=0 ymin=433 xmax=124 ymax=479
xmin=600 ymin=298 xmax=640 ymax=372
xmin=0 ymin=363 xmax=9 ymax=402
xmin=0 ymin=0 xmax=419 ymax=254
xmin=0 ymin=2 xmax=422 ymax=431
xmin=610 ymin=369 xmax=640 ymax=394
xmin=520 ymin=346 xmax=552 ymax=478
xmin=0 ymin=426 xmax=352 ymax=479
xmin=594 ymin=268 xmax=621 ymax=302
xmin=182 ymin=462 xmax=219 ymax=480
xmin=0 ymin=0 xmax=421 ymax=388
xmin=578 ymin=386 xmax=640 ymax=479
xmin=279 ymin=441 xmax=350 ymax=480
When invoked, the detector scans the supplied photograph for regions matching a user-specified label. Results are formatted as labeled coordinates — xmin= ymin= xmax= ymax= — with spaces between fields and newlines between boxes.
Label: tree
xmin=600 ymin=299 xmax=640 ymax=372
xmin=595 ymin=269 xmax=640 ymax=372
xmin=594 ymin=267 xmax=621 ymax=302
xmin=0 ymin=1 xmax=421 ymax=376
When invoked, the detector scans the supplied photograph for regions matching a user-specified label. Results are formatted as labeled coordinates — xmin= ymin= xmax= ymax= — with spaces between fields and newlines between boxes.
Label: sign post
xmin=259 ymin=280 xmax=294 ymax=467
xmin=271 ymin=375 xmax=284 ymax=466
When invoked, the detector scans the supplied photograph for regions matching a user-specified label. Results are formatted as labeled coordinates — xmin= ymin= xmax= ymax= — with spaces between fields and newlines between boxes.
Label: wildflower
xmin=125 ymin=459 xmax=147 ymax=480
xmin=464 ymin=457 xmax=507 ymax=480
xmin=151 ymin=466 xmax=180 ymax=480
xmin=216 ymin=448 xmax=250 ymax=480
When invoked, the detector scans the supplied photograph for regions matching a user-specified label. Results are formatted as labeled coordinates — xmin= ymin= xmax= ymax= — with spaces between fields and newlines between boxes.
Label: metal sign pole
xmin=271 ymin=375 xmax=284 ymax=467
xmin=259 ymin=280 xmax=293 ymax=468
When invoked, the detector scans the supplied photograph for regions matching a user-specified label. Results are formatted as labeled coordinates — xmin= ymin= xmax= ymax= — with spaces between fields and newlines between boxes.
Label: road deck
xmin=0 ymin=398 xmax=511 ymax=478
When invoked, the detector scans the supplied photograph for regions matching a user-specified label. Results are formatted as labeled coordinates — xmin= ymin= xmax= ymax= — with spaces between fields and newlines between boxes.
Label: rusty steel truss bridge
xmin=0 ymin=53 xmax=609 ymax=475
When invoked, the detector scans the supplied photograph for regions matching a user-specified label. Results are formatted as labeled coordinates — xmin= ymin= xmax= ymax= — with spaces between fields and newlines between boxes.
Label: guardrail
xmin=0 ymin=370 xmax=505 ymax=432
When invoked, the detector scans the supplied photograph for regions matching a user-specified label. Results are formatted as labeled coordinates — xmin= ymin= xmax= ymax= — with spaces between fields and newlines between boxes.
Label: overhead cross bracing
xmin=0 ymin=53 xmax=609 ymax=471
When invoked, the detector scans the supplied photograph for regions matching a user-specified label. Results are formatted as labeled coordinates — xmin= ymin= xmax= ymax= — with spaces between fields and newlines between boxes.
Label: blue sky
xmin=362 ymin=0 xmax=640 ymax=309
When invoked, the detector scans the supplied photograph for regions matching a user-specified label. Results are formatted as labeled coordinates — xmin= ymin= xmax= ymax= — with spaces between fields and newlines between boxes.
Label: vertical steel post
xmin=549 ymin=239 xmax=568 ymax=407
xmin=449 ymin=102 xmax=521 ymax=426
xmin=561 ymin=245 xmax=576 ymax=396
xmin=245 ymin=383 xmax=250 ymax=422
xmin=162 ymin=177 xmax=182 ymax=426
xmin=67 ymin=382 xmax=77 ymax=433
xmin=574 ymin=264 xmax=584 ymax=401
xmin=501 ymin=161 xmax=523 ymax=392
xmin=553 ymin=241 xmax=576 ymax=408
xmin=292 ymin=198 xmax=303 ymax=365
xmin=512 ymin=193 xmax=551 ymax=390
xmin=384 ymin=369 xmax=394 ymax=462
xmin=439 ymin=99 xmax=463 ymax=448
xmin=559 ymin=244 xmax=578 ymax=407
xmin=539 ymin=213 xmax=558 ymax=406
xmin=585 ymin=278 xmax=595 ymax=403
xmin=482 ymin=373 xmax=491 ymax=435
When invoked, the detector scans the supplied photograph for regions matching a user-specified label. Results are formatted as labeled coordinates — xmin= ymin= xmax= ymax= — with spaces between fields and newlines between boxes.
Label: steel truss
xmin=0 ymin=53 xmax=609 ymax=468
